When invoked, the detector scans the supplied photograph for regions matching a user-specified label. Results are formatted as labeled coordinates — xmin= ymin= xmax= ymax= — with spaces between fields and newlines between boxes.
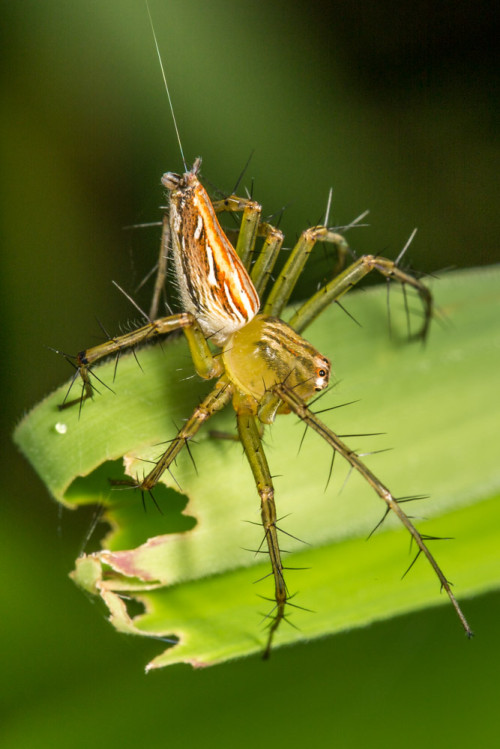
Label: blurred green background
xmin=2 ymin=1 xmax=498 ymax=747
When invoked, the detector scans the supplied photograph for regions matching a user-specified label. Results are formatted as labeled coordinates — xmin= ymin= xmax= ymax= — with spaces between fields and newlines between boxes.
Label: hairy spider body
xmin=64 ymin=158 xmax=471 ymax=657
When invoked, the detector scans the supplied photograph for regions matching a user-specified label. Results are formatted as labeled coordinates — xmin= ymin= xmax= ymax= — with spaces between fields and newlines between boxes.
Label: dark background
xmin=2 ymin=1 xmax=498 ymax=746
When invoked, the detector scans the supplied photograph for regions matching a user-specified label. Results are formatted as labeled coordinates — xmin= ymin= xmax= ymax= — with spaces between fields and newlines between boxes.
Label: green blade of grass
xmin=14 ymin=267 xmax=500 ymax=667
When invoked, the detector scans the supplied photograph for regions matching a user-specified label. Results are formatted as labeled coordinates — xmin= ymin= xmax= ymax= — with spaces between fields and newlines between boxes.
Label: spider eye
xmin=318 ymin=369 xmax=327 ymax=378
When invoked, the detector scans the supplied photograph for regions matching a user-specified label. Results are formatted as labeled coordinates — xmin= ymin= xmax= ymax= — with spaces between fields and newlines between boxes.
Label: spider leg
xmin=289 ymin=254 xmax=432 ymax=340
xmin=263 ymin=226 xmax=351 ymax=317
xmin=133 ymin=376 xmax=233 ymax=492
xmin=149 ymin=212 xmax=171 ymax=320
xmin=236 ymin=397 xmax=288 ymax=659
xmin=275 ymin=382 xmax=473 ymax=639
xmin=250 ymin=221 xmax=284 ymax=299
xmin=211 ymin=194 xmax=262 ymax=269
xmin=211 ymin=195 xmax=284 ymax=293
xmin=60 ymin=312 xmax=222 ymax=409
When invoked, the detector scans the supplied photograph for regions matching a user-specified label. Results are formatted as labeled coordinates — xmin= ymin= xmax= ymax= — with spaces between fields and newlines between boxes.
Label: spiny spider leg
xmin=263 ymin=226 xmax=352 ymax=317
xmin=60 ymin=312 xmax=222 ymax=409
xmin=289 ymin=254 xmax=433 ymax=340
xmin=249 ymin=221 xmax=284 ymax=299
xmin=236 ymin=397 xmax=287 ymax=659
xmin=130 ymin=376 xmax=232 ymax=492
xmin=275 ymin=381 xmax=473 ymax=638
xmin=251 ymin=213 xmax=430 ymax=339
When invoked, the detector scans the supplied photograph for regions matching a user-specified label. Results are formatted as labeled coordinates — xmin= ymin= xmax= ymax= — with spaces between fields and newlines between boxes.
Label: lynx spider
xmin=62 ymin=152 xmax=473 ymax=657
xmin=61 ymin=11 xmax=472 ymax=657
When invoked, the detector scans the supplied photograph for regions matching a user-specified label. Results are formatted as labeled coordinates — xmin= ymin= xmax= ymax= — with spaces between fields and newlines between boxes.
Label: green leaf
xmin=14 ymin=267 xmax=500 ymax=667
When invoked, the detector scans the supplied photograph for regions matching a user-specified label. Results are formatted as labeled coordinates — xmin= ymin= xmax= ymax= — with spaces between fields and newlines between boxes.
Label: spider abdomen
xmin=163 ymin=162 xmax=260 ymax=346
xmin=222 ymin=314 xmax=330 ymax=408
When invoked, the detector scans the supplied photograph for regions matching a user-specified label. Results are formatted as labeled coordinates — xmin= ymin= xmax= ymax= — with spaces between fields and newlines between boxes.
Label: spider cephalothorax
xmin=222 ymin=315 xmax=331 ymax=414
xmin=65 ymin=160 xmax=471 ymax=657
